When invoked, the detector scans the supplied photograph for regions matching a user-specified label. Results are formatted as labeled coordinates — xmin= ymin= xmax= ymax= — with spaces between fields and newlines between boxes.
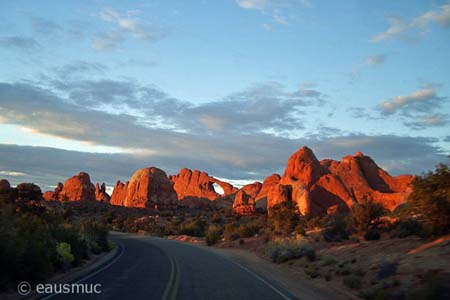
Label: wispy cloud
xmin=93 ymin=8 xmax=168 ymax=51
xmin=372 ymin=2 xmax=450 ymax=42
xmin=379 ymin=88 xmax=438 ymax=115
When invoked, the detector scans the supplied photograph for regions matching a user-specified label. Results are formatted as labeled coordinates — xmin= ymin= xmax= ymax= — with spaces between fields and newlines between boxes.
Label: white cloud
xmin=380 ymin=88 xmax=437 ymax=114
xmin=236 ymin=0 xmax=267 ymax=10
xmin=0 ymin=170 xmax=27 ymax=176
xmin=372 ymin=2 xmax=450 ymax=42
xmin=93 ymin=8 xmax=167 ymax=50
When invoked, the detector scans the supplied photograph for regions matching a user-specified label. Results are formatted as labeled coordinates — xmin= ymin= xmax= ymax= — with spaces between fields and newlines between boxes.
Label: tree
xmin=407 ymin=163 xmax=450 ymax=235
xmin=349 ymin=199 xmax=386 ymax=233
xmin=269 ymin=200 xmax=300 ymax=235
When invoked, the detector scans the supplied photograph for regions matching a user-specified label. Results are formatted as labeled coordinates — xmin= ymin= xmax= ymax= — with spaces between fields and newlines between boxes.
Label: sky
xmin=0 ymin=0 xmax=449 ymax=191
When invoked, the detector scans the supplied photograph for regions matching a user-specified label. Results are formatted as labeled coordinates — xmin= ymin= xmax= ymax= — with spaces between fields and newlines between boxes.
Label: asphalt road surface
xmin=43 ymin=232 xmax=295 ymax=300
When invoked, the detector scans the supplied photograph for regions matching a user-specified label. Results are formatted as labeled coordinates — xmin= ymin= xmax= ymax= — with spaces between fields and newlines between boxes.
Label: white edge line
xmin=39 ymin=243 xmax=125 ymax=300
xmin=229 ymin=259 xmax=293 ymax=300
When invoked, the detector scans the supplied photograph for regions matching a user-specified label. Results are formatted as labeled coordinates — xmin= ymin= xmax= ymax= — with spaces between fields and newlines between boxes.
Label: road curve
xmin=45 ymin=232 xmax=295 ymax=300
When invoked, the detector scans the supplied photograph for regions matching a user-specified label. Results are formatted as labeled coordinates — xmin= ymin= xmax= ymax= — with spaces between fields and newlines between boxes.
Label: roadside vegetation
xmin=0 ymin=187 xmax=110 ymax=292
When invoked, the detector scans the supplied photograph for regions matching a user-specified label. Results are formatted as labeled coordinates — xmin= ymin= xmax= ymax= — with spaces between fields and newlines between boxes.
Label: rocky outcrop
xmin=0 ymin=179 xmax=14 ymax=203
xmin=95 ymin=183 xmax=110 ymax=203
xmin=111 ymin=167 xmax=178 ymax=209
xmin=267 ymin=146 xmax=414 ymax=216
xmin=16 ymin=183 xmax=42 ymax=201
xmin=59 ymin=172 xmax=96 ymax=202
xmin=241 ymin=182 xmax=262 ymax=199
xmin=232 ymin=190 xmax=256 ymax=215
xmin=169 ymin=168 xmax=237 ymax=201
xmin=43 ymin=182 xmax=63 ymax=201
xmin=255 ymin=174 xmax=281 ymax=210
xmin=179 ymin=196 xmax=212 ymax=209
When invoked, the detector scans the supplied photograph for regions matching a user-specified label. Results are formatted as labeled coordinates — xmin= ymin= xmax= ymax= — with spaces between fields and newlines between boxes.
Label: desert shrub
xmin=223 ymin=223 xmax=240 ymax=241
xmin=364 ymin=228 xmax=381 ymax=240
xmin=390 ymin=219 xmax=423 ymax=238
xmin=406 ymin=277 xmax=450 ymax=300
xmin=304 ymin=267 xmax=320 ymax=278
xmin=377 ymin=261 xmax=398 ymax=280
xmin=406 ymin=163 xmax=450 ymax=235
xmin=205 ymin=225 xmax=221 ymax=246
xmin=295 ymin=224 xmax=306 ymax=235
xmin=238 ymin=223 xmax=259 ymax=238
xmin=80 ymin=220 xmax=110 ymax=254
xmin=321 ymin=255 xmax=337 ymax=266
xmin=349 ymin=199 xmax=386 ymax=233
xmin=50 ymin=224 xmax=88 ymax=265
xmin=343 ymin=275 xmax=362 ymax=289
xmin=180 ymin=218 xmax=207 ymax=237
xmin=264 ymin=238 xmax=315 ymax=263
xmin=269 ymin=200 xmax=299 ymax=235
xmin=323 ymin=214 xmax=349 ymax=242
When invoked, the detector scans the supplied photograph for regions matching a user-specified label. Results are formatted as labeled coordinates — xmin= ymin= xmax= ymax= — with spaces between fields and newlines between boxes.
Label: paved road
xmin=45 ymin=232 xmax=295 ymax=300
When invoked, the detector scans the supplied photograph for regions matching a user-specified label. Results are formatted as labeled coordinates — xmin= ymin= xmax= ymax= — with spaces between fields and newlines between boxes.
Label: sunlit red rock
xmin=121 ymin=167 xmax=178 ymax=209
xmin=59 ymin=172 xmax=96 ymax=202
xmin=169 ymin=168 xmax=237 ymax=201
xmin=95 ymin=182 xmax=110 ymax=203
xmin=110 ymin=181 xmax=128 ymax=206
xmin=267 ymin=146 xmax=414 ymax=215
xmin=232 ymin=190 xmax=256 ymax=215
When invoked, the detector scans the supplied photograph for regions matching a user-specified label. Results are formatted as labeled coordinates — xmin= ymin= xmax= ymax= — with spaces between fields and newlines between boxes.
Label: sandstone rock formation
xmin=255 ymin=174 xmax=281 ymax=210
xmin=111 ymin=167 xmax=178 ymax=209
xmin=267 ymin=146 xmax=414 ymax=216
xmin=43 ymin=182 xmax=63 ymax=201
xmin=59 ymin=172 xmax=96 ymax=202
xmin=95 ymin=182 xmax=110 ymax=203
xmin=169 ymin=168 xmax=237 ymax=201
xmin=232 ymin=190 xmax=256 ymax=215
xmin=110 ymin=181 xmax=128 ymax=206
xmin=179 ymin=196 xmax=212 ymax=209
xmin=241 ymin=182 xmax=262 ymax=199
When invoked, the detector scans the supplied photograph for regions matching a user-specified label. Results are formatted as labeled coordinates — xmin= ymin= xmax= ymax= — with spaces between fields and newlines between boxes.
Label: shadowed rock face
xmin=232 ymin=190 xmax=256 ymax=215
xmin=111 ymin=167 xmax=178 ymax=209
xmin=169 ymin=168 xmax=237 ymax=201
xmin=267 ymin=146 xmax=414 ymax=216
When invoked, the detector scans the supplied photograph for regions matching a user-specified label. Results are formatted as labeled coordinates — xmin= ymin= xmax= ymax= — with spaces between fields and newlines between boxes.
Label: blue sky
xmin=0 ymin=0 xmax=449 ymax=190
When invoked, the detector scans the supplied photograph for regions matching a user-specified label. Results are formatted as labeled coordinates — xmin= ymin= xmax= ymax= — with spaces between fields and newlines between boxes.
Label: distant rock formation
xmin=16 ymin=183 xmax=43 ymax=201
xmin=59 ymin=172 xmax=96 ymax=202
xmin=110 ymin=181 xmax=128 ymax=206
xmin=232 ymin=190 xmax=256 ymax=215
xmin=43 ymin=182 xmax=63 ymax=201
xmin=110 ymin=167 xmax=178 ymax=209
xmin=95 ymin=182 xmax=110 ymax=203
xmin=169 ymin=168 xmax=237 ymax=201
xmin=255 ymin=174 xmax=281 ymax=210
xmin=267 ymin=146 xmax=414 ymax=215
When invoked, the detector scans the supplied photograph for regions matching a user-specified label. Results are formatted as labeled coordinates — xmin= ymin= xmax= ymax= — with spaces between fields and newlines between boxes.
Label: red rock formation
xmin=267 ymin=146 xmax=414 ymax=215
xmin=0 ymin=179 xmax=11 ymax=192
xmin=95 ymin=182 xmax=110 ymax=203
xmin=253 ymin=174 xmax=281 ymax=210
xmin=112 ymin=167 xmax=178 ymax=209
xmin=241 ymin=182 xmax=262 ymax=199
xmin=232 ymin=190 xmax=256 ymax=215
xmin=110 ymin=181 xmax=128 ymax=206
xmin=169 ymin=168 xmax=237 ymax=201
xmin=43 ymin=182 xmax=63 ymax=201
xmin=59 ymin=172 xmax=96 ymax=202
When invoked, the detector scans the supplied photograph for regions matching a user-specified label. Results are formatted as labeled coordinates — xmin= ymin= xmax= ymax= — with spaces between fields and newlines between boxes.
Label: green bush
xmin=56 ymin=242 xmax=75 ymax=268
xmin=323 ymin=215 xmax=349 ymax=242
xmin=238 ymin=223 xmax=259 ymax=238
xmin=205 ymin=225 xmax=221 ymax=246
xmin=349 ymin=199 xmax=386 ymax=234
xmin=269 ymin=200 xmax=299 ymax=235
xmin=180 ymin=218 xmax=207 ymax=237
